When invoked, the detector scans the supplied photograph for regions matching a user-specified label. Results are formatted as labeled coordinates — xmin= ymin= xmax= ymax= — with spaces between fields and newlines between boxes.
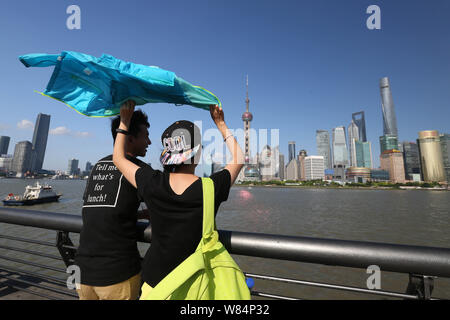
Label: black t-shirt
xmin=75 ymin=155 xmax=146 ymax=286
xmin=135 ymin=166 xmax=231 ymax=287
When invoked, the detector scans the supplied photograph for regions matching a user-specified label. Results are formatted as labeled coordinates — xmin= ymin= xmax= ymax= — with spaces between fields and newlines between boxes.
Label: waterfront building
xmin=379 ymin=134 xmax=399 ymax=154
xmin=348 ymin=120 xmax=360 ymax=167
xmin=0 ymin=136 xmax=11 ymax=155
xmin=31 ymin=113 xmax=51 ymax=171
xmin=316 ymin=130 xmax=332 ymax=169
xmin=288 ymin=141 xmax=296 ymax=163
xmin=279 ymin=153 xmax=285 ymax=181
xmin=85 ymin=161 xmax=93 ymax=172
xmin=304 ymin=156 xmax=325 ymax=181
xmin=259 ymin=145 xmax=282 ymax=181
xmin=352 ymin=111 xmax=367 ymax=142
xmin=0 ymin=154 xmax=13 ymax=172
xmin=332 ymin=126 xmax=348 ymax=167
xmin=67 ymin=158 xmax=79 ymax=176
xmin=370 ymin=169 xmax=390 ymax=182
xmin=417 ymin=130 xmax=446 ymax=182
xmin=298 ymin=149 xmax=307 ymax=181
xmin=285 ymin=158 xmax=300 ymax=181
xmin=380 ymin=150 xmax=406 ymax=183
xmin=440 ymin=133 xmax=450 ymax=182
xmin=241 ymin=75 xmax=260 ymax=181
xmin=11 ymin=141 xmax=33 ymax=175
xmin=380 ymin=77 xmax=398 ymax=137
xmin=346 ymin=167 xmax=371 ymax=183
xmin=402 ymin=142 xmax=421 ymax=181
xmin=332 ymin=126 xmax=348 ymax=180
xmin=353 ymin=140 xmax=373 ymax=168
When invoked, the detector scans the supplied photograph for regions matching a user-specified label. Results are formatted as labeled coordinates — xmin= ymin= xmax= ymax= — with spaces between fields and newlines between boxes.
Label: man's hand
xmin=119 ymin=100 xmax=136 ymax=128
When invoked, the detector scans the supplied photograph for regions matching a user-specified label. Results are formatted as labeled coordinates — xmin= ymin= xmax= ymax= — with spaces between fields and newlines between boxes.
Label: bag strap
xmin=201 ymin=178 xmax=215 ymax=237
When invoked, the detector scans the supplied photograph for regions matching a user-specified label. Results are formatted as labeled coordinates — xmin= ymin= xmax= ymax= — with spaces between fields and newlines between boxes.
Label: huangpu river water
xmin=0 ymin=178 xmax=449 ymax=299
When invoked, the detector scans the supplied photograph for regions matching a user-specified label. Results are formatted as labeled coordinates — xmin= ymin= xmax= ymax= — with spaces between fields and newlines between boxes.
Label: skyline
xmin=0 ymin=1 xmax=449 ymax=171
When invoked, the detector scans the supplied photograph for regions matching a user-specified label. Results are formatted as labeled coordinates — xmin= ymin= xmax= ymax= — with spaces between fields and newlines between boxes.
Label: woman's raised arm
xmin=209 ymin=105 xmax=244 ymax=185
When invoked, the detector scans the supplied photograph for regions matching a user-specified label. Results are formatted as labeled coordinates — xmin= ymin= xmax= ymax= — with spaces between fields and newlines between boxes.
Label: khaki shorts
xmin=77 ymin=273 xmax=142 ymax=300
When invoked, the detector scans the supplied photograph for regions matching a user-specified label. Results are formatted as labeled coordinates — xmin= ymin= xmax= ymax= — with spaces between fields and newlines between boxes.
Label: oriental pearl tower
xmin=242 ymin=75 xmax=260 ymax=180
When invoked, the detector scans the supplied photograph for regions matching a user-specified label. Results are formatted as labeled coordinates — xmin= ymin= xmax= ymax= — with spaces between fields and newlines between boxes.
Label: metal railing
xmin=0 ymin=207 xmax=449 ymax=300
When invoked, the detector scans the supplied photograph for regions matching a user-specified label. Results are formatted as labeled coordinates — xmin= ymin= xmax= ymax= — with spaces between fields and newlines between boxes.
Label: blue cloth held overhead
xmin=19 ymin=51 xmax=221 ymax=117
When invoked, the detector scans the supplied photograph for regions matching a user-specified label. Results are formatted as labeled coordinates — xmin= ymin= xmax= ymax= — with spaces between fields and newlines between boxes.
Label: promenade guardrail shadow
xmin=0 ymin=207 xmax=449 ymax=300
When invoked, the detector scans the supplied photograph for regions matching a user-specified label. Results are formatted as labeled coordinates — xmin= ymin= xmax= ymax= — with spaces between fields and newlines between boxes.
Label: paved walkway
xmin=0 ymin=269 xmax=77 ymax=300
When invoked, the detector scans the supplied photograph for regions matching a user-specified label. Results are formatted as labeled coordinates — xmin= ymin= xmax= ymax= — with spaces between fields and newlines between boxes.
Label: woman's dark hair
xmin=111 ymin=109 xmax=149 ymax=142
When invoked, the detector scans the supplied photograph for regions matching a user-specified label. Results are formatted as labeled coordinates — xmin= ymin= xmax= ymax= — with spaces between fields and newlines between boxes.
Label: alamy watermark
xmin=366 ymin=5 xmax=381 ymax=30
xmin=66 ymin=265 xmax=81 ymax=290
xmin=66 ymin=5 xmax=81 ymax=30
xmin=366 ymin=265 xmax=381 ymax=290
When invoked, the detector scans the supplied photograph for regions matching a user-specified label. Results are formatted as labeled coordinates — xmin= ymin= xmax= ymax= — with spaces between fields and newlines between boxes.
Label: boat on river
xmin=2 ymin=182 xmax=62 ymax=206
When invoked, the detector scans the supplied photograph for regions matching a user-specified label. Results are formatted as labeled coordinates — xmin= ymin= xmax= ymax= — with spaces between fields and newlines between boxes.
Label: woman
xmin=113 ymin=101 xmax=244 ymax=296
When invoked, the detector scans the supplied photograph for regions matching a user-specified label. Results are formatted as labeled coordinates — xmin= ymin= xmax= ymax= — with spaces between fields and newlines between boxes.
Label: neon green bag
xmin=140 ymin=177 xmax=251 ymax=300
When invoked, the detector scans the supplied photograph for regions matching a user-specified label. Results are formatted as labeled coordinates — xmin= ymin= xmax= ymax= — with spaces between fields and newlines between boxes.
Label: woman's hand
xmin=209 ymin=104 xmax=225 ymax=128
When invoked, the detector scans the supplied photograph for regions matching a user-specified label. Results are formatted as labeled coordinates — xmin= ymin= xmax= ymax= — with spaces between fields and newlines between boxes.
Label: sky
xmin=0 ymin=0 xmax=449 ymax=172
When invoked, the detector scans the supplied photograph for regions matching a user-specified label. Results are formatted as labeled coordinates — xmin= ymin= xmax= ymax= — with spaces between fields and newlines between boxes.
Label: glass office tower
xmin=348 ymin=120 xmax=359 ymax=167
xmin=0 ymin=136 xmax=11 ymax=155
xmin=31 ymin=113 xmax=51 ymax=171
xmin=316 ymin=130 xmax=332 ymax=169
xmin=352 ymin=111 xmax=367 ymax=142
xmin=402 ymin=141 xmax=420 ymax=180
xmin=288 ymin=141 xmax=296 ymax=163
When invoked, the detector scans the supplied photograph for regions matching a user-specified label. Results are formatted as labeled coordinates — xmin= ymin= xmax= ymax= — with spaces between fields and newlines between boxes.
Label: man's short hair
xmin=111 ymin=109 xmax=150 ymax=142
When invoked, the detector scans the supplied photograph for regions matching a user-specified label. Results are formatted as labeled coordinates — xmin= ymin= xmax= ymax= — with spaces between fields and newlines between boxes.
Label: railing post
xmin=56 ymin=231 xmax=76 ymax=267
xmin=405 ymin=274 xmax=435 ymax=300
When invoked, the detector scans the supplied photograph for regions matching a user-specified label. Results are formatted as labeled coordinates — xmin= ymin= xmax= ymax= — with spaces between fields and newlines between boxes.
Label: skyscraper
xmin=380 ymin=150 xmax=405 ymax=183
xmin=316 ymin=130 xmax=332 ymax=169
xmin=348 ymin=120 xmax=359 ymax=167
xmin=402 ymin=142 xmax=420 ymax=180
xmin=0 ymin=136 xmax=10 ymax=155
xmin=12 ymin=141 xmax=33 ymax=175
xmin=379 ymin=134 xmax=399 ymax=154
xmin=332 ymin=127 xmax=348 ymax=180
xmin=67 ymin=158 xmax=79 ymax=176
xmin=31 ymin=113 xmax=51 ymax=171
xmin=440 ymin=133 xmax=450 ymax=182
xmin=353 ymin=140 xmax=373 ymax=168
xmin=380 ymin=77 xmax=398 ymax=137
xmin=332 ymin=126 xmax=348 ymax=166
xmin=417 ymin=130 xmax=446 ymax=182
xmin=278 ymin=153 xmax=285 ymax=181
xmin=352 ymin=111 xmax=367 ymax=142
xmin=304 ymin=156 xmax=325 ymax=181
xmin=285 ymin=157 xmax=300 ymax=181
xmin=298 ymin=149 xmax=307 ymax=181
xmin=288 ymin=141 xmax=296 ymax=162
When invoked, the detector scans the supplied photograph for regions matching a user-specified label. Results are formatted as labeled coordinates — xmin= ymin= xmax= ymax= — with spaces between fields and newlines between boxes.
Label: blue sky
xmin=0 ymin=0 xmax=449 ymax=172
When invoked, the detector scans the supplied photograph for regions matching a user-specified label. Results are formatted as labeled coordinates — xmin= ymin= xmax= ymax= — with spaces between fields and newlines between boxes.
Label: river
xmin=0 ymin=178 xmax=449 ymax=299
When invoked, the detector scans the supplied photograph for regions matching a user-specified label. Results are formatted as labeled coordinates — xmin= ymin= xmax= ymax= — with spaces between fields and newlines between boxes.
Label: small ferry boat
xmin=2 ymin=182 xmax=62 ymax=206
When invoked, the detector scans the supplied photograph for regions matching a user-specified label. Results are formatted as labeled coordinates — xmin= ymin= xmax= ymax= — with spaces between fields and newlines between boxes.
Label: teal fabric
xmin=19 ymin=51 xmax=221 ymax=117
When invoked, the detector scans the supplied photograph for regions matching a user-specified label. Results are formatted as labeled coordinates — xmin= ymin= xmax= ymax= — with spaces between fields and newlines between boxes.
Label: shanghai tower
xmin=380 ymin=77 xmax=398 ymax=137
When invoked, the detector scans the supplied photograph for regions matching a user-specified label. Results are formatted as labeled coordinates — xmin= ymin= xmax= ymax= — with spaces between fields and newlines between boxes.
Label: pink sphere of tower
xmin=242 ymin=112 xmax=253 ymax=121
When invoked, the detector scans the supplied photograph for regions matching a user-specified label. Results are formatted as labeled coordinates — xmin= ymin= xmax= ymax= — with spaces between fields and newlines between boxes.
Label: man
xmin=74 ymin=109 xmax=151 ymax=300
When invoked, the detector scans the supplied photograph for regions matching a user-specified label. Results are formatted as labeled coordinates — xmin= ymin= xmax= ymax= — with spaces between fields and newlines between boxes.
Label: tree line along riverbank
xmin=235 ymin=180 xmax=449 ymax=191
